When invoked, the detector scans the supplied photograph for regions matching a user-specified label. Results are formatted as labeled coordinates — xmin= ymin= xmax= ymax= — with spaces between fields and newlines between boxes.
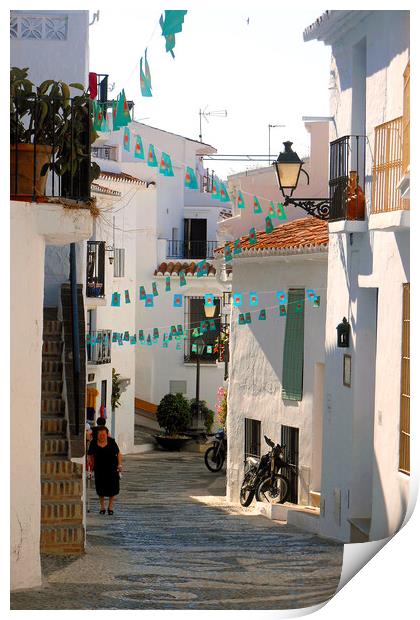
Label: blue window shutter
xmin=282 ymin=288 xmax=305 ymax=401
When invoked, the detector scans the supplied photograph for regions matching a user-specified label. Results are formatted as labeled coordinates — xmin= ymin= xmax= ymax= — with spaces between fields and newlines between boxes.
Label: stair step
xmin=41 ymin=398 xmax=65 ymax=415
xmin=43 ymin=320 xmax=62 ymax=336
xmin=40 ymin=525 xmax=85 ymax=554
xmin=41 ymin=417 xmax=67 ymax=435
xmin=42 ymin=379 xmax=63 ymax=394
xmin=41 ymin=478 xmax=83 ymax=499
xmin=41 ymin=499 xmax=83 ymax=525
xmin=41 ymin=373 xmax=63 ymax=383
xmin=42 ymin=340 xmax=63 ymax=357
xmin=42 ymin=360 xmax=63 ymax=375
xmin=42 ymin=438 xmax=69 ymax=457
xmin=41 ymin=459 xmax=83 ymax=479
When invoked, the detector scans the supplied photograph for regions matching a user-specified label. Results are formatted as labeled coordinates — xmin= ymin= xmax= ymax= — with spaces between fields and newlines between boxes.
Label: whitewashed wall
xmin=11 ymin=202 xmax=92 ymax=591
xmin=226 ymin=255 xmax=327 ymax=503
xmin=10 ymin=10 xmax=89 ymax=90
xmin=318 ymin=10 xmax=410 ymax=541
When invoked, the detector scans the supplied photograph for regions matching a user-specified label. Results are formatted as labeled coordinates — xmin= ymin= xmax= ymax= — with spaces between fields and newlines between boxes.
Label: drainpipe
xmin=69 ymin=243 xmax=80 ymax=436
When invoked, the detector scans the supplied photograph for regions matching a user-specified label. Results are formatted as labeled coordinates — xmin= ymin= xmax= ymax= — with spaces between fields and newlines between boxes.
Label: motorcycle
xmin=239 ymin=435 xmax=291 ymax=507
xmin=204 ymin=428 xmax=226 ymax=472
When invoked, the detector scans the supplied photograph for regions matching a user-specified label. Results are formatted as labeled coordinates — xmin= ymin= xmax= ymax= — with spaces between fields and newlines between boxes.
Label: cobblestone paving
xmin=11 ymin=452 xmax=343 ymax=610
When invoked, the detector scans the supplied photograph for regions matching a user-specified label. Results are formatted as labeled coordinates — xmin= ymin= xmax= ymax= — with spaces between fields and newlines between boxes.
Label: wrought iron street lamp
xmin=192 ymin=336 xmax=206 ymax=431
xmin=273 ymin=141 xmax=330 ymax=220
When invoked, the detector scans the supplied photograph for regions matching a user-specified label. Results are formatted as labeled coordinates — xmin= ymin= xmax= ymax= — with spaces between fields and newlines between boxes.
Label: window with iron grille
xmin=282 ymin=289 xmax=305 ymax=401
xmin=399 ymin=283 xmax=410 ymax=474
xmin=184 ymin=296 xmax=221 ymax=363
xmin=86 ymin=241 xmax=105 ymax=298
xmin=91 ymin=145 xmax=118 ymax=161
xmin=244 ymin=418 xmax=261 ymax=460
xmin=113 ymin=248 xmax=125 ymax=278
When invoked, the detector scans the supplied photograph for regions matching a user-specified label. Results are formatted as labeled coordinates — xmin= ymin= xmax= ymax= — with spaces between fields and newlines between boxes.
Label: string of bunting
xmin=100 ymin=282 xmax=322 ymax=352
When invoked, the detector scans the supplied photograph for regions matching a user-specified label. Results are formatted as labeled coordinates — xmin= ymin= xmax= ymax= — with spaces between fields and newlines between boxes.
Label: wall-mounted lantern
xmin=273 ymin=141 xmax=330 ymax=220
xmin=336 ymin=317 xmax=350 ymax=348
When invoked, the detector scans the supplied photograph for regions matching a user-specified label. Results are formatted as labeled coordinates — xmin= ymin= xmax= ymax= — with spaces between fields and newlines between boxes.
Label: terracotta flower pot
xmin=10 ymin=143 xmax=53 ymax=197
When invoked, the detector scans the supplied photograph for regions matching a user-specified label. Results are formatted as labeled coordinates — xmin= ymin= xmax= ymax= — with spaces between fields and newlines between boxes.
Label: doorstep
xmin=256 ymin=501 xmax=320 ymax=534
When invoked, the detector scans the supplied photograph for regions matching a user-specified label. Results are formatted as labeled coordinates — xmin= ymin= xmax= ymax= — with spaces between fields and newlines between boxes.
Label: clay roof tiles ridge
xmin=215 ymin=217 xmax=328 ymax=257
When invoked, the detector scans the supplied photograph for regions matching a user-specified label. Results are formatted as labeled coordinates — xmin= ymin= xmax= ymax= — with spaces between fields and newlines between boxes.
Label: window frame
xmin=281 ymin=288 xmax=305 ymax=401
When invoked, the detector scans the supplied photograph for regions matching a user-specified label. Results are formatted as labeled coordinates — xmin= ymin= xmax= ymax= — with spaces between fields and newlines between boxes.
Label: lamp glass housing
xmin=274 ymin=141 xmax=303 ymax=193
xmin=204 ymin=304 xmax=217 ymax=318
xmin=195 ymin=336 xmax=206 ymax=356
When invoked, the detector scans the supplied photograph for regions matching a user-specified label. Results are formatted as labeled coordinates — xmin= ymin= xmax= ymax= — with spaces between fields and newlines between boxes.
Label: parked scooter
xmin=240 ymin=435 xmax=293 ymax=506
xmin=204 ymin=428 xmax=226 ymax=472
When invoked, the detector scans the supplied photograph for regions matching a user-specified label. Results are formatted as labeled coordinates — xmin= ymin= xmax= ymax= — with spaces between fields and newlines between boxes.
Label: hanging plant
xmin=111 ymin=368 xmax=122 ymax=411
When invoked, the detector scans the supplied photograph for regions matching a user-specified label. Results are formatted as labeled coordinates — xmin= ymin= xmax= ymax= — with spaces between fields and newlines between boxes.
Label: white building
xmin=216 ymin=120 xmax=330 ymax=531
xmin=221 ymin=218 xmax=328 ymax=528
xmin=92 ymin=119 xmax=232 ymax=418
xmin=304 ymin=10 xmax=410 ymax=542
xmin=10 ymin=10 xmax=94 ymax=590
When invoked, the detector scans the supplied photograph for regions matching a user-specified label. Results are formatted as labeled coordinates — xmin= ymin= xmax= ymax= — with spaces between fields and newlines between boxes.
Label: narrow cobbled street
xmin=11 ymin=452 xmax=343 ymax=610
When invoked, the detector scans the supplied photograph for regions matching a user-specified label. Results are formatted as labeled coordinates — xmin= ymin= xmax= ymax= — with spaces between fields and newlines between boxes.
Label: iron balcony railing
xmin=86 ymin=241 xmax=105 ymax=298
xmin=87 ymin=329 xmax=112 ymax=364
xmin=167 ymin=240 xmax=218 ymax=260
xmin=329 ymin=134 xmax=366 ymax=222
xmin=11 ymin=94 xmax=92 ymax=202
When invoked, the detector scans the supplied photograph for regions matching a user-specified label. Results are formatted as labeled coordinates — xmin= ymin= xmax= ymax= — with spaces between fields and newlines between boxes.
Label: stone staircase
xmin=40 ymin=308 xmax=85 ymax=554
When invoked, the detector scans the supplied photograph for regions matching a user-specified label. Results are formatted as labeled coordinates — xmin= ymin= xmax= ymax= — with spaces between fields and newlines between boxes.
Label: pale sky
xmin=89 ymin=4 xmax=332 ymax=180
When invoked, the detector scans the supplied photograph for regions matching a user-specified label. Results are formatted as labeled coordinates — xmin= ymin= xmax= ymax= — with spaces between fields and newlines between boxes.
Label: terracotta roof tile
xmin=99 ymin=170 xmax=148 ymax=186
xmin=215 ymin=217 xmax=328 ymax=256
xmin=91 ymin=182 xmax=122 ymax=197
xmin=154 ymin=261 xmax=216 ymax=277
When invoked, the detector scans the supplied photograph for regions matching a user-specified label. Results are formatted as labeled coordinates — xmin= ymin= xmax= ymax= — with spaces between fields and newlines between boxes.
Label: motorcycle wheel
xmin=239 ymin=471 xmax=255 ymax=507
xmin=204 ymin=446 xmax=224 ymax=472
xmin=256 ymin=475 xmax=289 ymax=504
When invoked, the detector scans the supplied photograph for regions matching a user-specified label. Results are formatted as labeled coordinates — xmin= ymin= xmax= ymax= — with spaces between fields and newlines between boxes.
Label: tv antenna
xmin=268 ymin=123 xmax=285 ymax=165
xmin=199 ymin=107 xmax=227 ymax=142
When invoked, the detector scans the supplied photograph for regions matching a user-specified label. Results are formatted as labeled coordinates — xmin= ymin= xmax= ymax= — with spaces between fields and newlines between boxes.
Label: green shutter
xmin=282 ymin=288 xmax=305 ymax=401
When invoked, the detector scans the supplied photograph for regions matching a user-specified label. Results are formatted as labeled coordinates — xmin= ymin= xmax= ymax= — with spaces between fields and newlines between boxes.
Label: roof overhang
xmin=215 ymin=244 xmax=328 ymax=261
xmin=303 ymin=10 xmax=373 ymax=45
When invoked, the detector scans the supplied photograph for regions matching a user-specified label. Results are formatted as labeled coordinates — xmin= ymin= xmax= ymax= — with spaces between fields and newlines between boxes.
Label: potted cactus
xmin=10 ymin=67 xmax=100 ymax=197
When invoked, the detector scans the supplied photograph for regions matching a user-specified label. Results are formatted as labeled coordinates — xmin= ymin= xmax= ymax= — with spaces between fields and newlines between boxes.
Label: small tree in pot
xmin=155 ymin=393 xmax=192 ymax=450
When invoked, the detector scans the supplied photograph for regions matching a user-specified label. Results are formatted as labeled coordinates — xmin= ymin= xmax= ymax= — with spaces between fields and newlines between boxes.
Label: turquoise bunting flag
xmin=185 ymin=166 xmax=198 ymax=189
xmin=159 ymin=10 xmax=188 ymax=58
xmin=134 ymin=135 xmax=145 ymax=159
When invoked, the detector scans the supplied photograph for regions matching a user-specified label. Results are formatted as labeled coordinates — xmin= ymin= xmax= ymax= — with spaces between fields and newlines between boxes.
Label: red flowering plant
xmin=215 ymin=387 xmax=227 ymax=428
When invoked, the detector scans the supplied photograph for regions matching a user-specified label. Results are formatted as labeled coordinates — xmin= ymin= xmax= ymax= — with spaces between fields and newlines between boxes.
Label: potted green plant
xmin=155 ymin=393 xmax=192 ymax=450
xmin=10 ymin=67 xmax=100 ymax=196
xmin=111 ymin=369 xmax=122 ymax=411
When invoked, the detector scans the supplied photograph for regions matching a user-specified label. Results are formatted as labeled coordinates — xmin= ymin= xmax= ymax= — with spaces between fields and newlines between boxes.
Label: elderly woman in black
xmin=87 ymin=426 xmax=122 ymax=515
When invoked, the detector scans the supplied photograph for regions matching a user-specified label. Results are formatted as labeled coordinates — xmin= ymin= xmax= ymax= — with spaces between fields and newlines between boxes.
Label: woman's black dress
xmin=88 ymin=438 xmax=120 ymax=497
